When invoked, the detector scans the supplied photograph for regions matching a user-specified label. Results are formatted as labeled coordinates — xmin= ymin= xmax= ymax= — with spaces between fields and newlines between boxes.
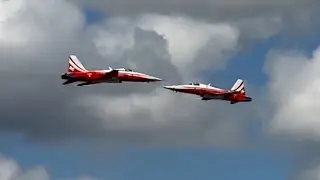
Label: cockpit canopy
xmin=117 ymin=68 xmax=134 ymax=72
xmin=188 ymin=82 xmax=200 ymax=86
xmin=125 ymin=68 xmax=133 ymax=72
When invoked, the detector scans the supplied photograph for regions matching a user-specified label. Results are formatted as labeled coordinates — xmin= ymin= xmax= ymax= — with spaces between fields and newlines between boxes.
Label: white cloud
xmin=137 ymin=15 xmax=239 ymax=67
xmin=266 ymin=47 xmax=320 ymax=140
xmin=0 ymin=0 xmax=261 ymax=147
xmin=92 ymin=14 xmax=239 ymax=79
xmin=73 ymin=13 xmax=253 ymax=146
xmin=0 ymin=0 xmax=318 ymax=178
xmin=77 ymin=83 xmax=254 ymax=146
xmin=91 ymin=17 xmax=136 ymax=61
xmin=0 ymin=0 xmax=84 ymax=49
xmin=80 ymin=89 xmax=194 ymax=130
xmin=0 ymin=153 xmax=96 ymax=180
xmin=76 ymin=176 xmax=99 ymax=180
xmin=296 ymin=164 xmax=320 ymax=180
xmin=0 ymin=0 xmax=252 ymax=147
xmin=234 ymin=16 xmax=283 ymax=39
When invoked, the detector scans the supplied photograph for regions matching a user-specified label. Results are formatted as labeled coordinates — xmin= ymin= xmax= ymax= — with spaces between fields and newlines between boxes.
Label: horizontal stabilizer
xmin=62 ymin=79 xmax=77 ymax=85
xmin=77 ymin=82 xmax=102 ymax=86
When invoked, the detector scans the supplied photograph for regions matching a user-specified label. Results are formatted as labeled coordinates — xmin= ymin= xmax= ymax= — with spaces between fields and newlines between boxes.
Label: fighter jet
xmin=61 ymin=55 xmax=162 ymax=86
xmin=163 ymin=79 xmax=252 ymax=104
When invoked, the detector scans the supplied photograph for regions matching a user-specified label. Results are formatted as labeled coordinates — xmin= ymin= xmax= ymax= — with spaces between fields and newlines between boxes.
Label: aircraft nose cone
xmin=163 ymin=85 xmax=175 ymax=90
xmin=147 ymin=75 xmax=162 ymax=81
xmin=152 ymin=77 xmax=162 ymax=81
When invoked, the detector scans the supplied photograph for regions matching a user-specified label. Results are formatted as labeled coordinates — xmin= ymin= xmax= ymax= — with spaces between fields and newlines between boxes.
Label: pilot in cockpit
xmin=188 ymin=82 xmax=200 ymax=86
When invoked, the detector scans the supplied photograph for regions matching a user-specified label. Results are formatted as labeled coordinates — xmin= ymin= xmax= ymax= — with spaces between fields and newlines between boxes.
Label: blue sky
xmin=1 ymin=6 xmax=320 ymax=180
xmin=0 ymin=132 xmax=292 ymax=179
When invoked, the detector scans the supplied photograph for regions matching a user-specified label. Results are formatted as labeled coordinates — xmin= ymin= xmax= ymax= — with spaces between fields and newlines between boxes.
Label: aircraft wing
xmin=206 ymin=90 xmax=238 ymax=96
xmin=201 ymin=90 xmax=237 ymax=100
xmin=102 ymin=69 xmax=119 ymax=78
xmin=217 ymin=90 xmax=238 ymax=95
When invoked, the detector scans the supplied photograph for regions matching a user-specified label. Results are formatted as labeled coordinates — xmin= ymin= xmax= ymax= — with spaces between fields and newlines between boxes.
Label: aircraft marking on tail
xmin=230 ymin=79 xmax=245 ymax=94
xmin=68 ymin=55 xmax=88 ymax=72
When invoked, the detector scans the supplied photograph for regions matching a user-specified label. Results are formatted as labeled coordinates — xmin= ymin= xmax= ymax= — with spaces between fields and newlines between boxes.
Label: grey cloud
xmin=122 ymin=28 xmax=182 ymax=84
xmin=264 ymin=46 xmax=320 ymax=180
xmin=76 ymin=81 xmax=262 ymax=147
xmin=0 ymin=0 xmax=263 ymax=148
xmin=0 ymin=22 xmax=184 ymax=143
xmin=76 ymin=0 xmax=319 ymax=39
xmin=76 ymin=27 xmax=180 ymax=95
xmin=77 ymin=0 xmax=318 ymax=18
xmin=267 ymin=140 xmax=320 ymax=180
xmin=3 ymin=0 xmax=319 ymax=179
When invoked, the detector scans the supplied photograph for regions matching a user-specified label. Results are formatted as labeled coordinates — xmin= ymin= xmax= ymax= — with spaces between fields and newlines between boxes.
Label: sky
xmin=1 ymin=0 xmax=320 ymax=180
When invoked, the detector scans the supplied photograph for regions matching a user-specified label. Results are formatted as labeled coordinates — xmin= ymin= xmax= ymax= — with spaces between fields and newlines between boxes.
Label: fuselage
xmin=163 ymin=84 xmax=224 ymax=95
xmin=163 ymin=83 xmax=252 ymax=103
xmin=61 ymin=68 xmax=162 ymax=84
xmin=114 ymin=69 xmax=162 ymax=82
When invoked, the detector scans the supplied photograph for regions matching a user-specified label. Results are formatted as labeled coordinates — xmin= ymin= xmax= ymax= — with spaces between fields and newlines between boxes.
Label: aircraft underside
xmin=200 ymin=94 xmax=225 ymax=100
xmin=200 ymin=95 xmax=252 ymax=104
xmin=62 ymin=76 xmax=122 ymax=86
xmin=201 ymin=96 xmax=239 ymax=104
xmin=200 ymin=94 xmax=241 ymax=104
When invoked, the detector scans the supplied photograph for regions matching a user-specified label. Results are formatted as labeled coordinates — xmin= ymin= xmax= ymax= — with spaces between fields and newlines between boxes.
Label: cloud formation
xmin=75 ymin=14 xmax=251 ymax=146
xmin=0 ymin=0 xmax=259 ymax=146
xmin=265 ymin=46 xmax=320 ymax=180
xmin=0 ymin=0 xmax=84 ymax=49
xmin=296 ymin=163 xmax=320 ymax=180
xmin=1 ymin=0 xmax=318 ymax=148
xmin=92 ymin=14 xmax=240 ymax=80
xmin=266 ymin=47 xmax=320 ymax=140
xmin=0 ymin=153 xmax=97 ymax=180
xmin=76 ymin=0 xmax=320 ymax=38
xmin=76 ymin=0 xmax=318 ymax=22
xmin=2 ymin=0 xmax=320 ymax=179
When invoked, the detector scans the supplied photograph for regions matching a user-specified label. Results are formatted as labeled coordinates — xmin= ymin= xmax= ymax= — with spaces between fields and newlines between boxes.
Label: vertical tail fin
xmin=68 ymin=55 xmax=88 ymax=72
xmin=230 ymin=79 xmax=245 ymax=95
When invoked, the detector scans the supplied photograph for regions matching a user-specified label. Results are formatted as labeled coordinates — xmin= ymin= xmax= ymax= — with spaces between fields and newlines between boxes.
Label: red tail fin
xmin=68 ymin=55 xmax=87 ymax=73
xmin=230 ymin=79 xmax=245 ymax=95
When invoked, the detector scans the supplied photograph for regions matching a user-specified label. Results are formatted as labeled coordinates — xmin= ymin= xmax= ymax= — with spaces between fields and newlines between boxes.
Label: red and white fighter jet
xmin=61 ymin=55 xmax=162 ymax=86
xmin=163 ymin=79 xmax=252 ymax=104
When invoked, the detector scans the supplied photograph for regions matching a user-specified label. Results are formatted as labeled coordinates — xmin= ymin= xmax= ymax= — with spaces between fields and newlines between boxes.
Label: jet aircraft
xmin=163 ymin=79 xmax=252 ymax=104
xmin=61 ymin=55 xmax=162 ymax=86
